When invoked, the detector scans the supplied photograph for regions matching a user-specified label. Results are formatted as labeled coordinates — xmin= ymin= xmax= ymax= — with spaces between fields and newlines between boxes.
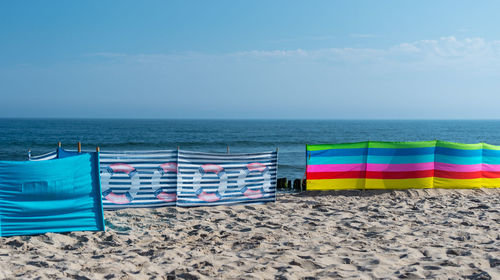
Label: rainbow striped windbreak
xmin=306 ymin=141 xmax=500 ymax=190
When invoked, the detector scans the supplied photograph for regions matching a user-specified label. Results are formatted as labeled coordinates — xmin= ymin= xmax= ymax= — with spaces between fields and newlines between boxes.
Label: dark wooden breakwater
xmin=277 ymin=178 xmax=306 ymax=192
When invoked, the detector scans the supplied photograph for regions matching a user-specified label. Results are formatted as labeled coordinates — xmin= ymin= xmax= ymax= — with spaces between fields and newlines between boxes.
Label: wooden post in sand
xmin=293 ymin=179 xmax=301 ymax=192
xmin=77 ymin=142 xmax=81 ymax=153
xmin=277 ymin=178 xmax=285 ymax=191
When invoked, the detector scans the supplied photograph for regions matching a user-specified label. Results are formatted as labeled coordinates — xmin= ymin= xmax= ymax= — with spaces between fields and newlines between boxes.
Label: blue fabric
xmin=57 ymin=148 xmax=80 ymax=159
xmin=34 ymin=149 xmax=180 ymax=209
xmin=177 ymin=150 xmax=277 ymax=207
xmin=32 ymin=148 xmax=279 ymax=208
xmin=0 ymin=153 xmax=105 ymax=236
xmin=98 ymin=150 xmax=178 ymax=209
xmin=435 ymin=147 xmax=482 ymax=157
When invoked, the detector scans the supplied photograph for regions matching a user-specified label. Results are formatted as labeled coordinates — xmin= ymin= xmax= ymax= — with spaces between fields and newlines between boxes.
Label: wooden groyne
xmin=277 ymin=178 xmax=306 ymax=192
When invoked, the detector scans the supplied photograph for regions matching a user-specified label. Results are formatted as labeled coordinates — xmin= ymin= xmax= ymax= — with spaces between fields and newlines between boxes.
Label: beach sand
xmin=1 ymin=189 xmax=499 ymax=279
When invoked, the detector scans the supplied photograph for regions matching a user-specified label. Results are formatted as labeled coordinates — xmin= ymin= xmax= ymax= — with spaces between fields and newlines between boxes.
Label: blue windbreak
xmin=57 ymin=148 xmax=80 ymax=159
xmin=98 ymin=150 xmax=179 ymax=209
xmin=177 ymin=150 xmax=277 ymax=207
xmin=31 ymin=148 xmax=279 ymax=208
xmin=0 ymin=153 xmax=104 ymax=237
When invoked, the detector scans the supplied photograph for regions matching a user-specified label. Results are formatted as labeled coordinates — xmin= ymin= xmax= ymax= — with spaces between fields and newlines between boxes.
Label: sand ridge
xmin=1 ymin=189 xmax=499 ymax=279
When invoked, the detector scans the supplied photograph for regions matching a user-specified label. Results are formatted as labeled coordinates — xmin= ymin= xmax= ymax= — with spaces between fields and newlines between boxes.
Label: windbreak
xmin=307 ymin=141 xmax=500 ymax=190
xmin=0 ymin=153 xmax=105 ymax=236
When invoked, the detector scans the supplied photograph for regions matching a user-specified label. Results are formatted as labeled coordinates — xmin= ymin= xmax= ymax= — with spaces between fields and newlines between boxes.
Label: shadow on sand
xmin=287 ymin=189 xmax=437 ymax=198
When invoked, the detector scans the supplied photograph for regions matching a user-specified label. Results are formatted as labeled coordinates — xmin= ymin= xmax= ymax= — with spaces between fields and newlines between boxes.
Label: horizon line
xmin=2 ymin=117 xmax=500 ymax=121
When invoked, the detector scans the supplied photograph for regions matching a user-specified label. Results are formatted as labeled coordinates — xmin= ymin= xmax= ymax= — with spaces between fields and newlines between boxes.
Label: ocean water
xmin=2 ymin=119 xmax=500 ymax=179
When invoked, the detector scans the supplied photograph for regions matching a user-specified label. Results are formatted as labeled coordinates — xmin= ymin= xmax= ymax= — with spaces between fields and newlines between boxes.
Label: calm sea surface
xmin=2 ymin=119 xmax=500 ymax=179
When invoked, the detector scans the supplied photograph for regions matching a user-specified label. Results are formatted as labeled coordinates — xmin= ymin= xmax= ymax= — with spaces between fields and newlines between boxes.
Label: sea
xmin=2 ymin=119 xmax=500 ymax=179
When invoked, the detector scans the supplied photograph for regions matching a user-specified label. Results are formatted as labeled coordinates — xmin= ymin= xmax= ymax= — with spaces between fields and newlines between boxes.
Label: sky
xmin=1 ymin=0 xmax=500 ymax=119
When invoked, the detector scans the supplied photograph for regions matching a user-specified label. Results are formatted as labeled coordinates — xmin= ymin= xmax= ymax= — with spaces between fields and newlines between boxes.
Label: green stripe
xmin=436 ymin=141 xmax=482 ymax=150
xmin=307 ymin=141 xmax=435 ymax=151
xmin=308 ymin=140 xmax=500 ymax=152
xmin=307 ymin=142 xmax=368 ymax=151
xmin=368 ymin=141 xmax=436 ymax=149
xmin=482 ymin=143 xmax=500 ymax=150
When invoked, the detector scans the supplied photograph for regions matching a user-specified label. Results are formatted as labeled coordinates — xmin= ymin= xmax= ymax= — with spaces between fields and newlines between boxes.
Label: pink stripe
xmin=483 ymin=164 xmax=500 ymax=172
xmin=307 ymin=163 xmax=365 ymax=172
xmin=366 ymin=162 xmax=433 ymax=172
xmin=308 ymin=163 xmax=500 ymax=173
xmin=435 ymin=162 xmax=481 ymax=172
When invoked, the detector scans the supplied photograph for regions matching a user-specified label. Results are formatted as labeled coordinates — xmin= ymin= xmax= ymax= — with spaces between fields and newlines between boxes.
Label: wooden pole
xmin=278 ymin=178 xmax=286 ymax=191
xmin=96 ymin=146 xmax=100 ymax=152
xmin=78 ymin=142 xmax=81 ymax=153
xmin=276 ymin=148 xmax=280 ymax=191
xmin=227 ymin=146 xmax=230 ymax=154
xmin=293 ymin=179 xmax=301 ymax=192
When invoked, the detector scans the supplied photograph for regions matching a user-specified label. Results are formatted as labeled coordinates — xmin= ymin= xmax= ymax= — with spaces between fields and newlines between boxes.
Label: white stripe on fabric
xmin=29 ymin=151 xmax=57 ymax=161
xmin=30 ymin=148 xmax=278 ymax=209
xmin=176 ymin=149 xmax=277 ymax=207
xmin=98 ymin=150 xmax=178 ymax=210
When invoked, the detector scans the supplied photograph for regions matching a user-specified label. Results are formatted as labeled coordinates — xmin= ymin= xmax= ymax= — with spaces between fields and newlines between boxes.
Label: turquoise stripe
xmin=311 ymin=154 xmax=434 ymax=165
xmin=435 ymin=155 xmax=482 ymax=165
xmin=367 ymin=154 xmax=435 ymax=164
xmin=482 ymin=156 xmax=500 ymax=165
xmin=308 ymin=155 xmax=366 ymax=165
xmin=310 ymin=154 xmax=485 ymax=165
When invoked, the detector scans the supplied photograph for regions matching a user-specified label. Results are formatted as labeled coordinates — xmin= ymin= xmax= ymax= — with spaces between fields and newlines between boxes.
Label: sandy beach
xmin=1 ymin=189 xmax=499 ymax=279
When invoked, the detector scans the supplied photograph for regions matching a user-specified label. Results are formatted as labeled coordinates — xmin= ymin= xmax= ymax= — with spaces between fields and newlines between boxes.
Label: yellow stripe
xmin=307 ymin=178 xmax=500 ymax=190
xmin=482 ymin=178 xmax=500 ymax=188
xmin=434 ymin=178 xmax=482 ymax=189
xmin=306 ymin=178 xmax=433 ymax=190
xmin=433 ymin=178 xmax=482 ymax=189
xmin=365 ymin=178 xmax=433 ymax=189
xmin=307 ymin=179 xmax=365 ymax=190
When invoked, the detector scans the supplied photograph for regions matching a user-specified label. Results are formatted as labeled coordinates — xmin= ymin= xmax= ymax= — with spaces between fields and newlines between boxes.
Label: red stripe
xmin=434 ymin=170 xmax=482 ymax=179
xmin=307 ymin=170 xmax=434 ymax=180
xmin=366 ymin=170 xmax=434 ymax=179
xmin=483 ymin=171 xmax=500 ymax=178
xmin=308 ymin=170 xmax=500 ymax=180
xmin=307 ymin=171 xmax=365 ymax=179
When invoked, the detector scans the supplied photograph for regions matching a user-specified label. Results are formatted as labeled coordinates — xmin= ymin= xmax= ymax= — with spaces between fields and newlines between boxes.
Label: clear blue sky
xmin=1 ymin=1 xmax=500 ymax=119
